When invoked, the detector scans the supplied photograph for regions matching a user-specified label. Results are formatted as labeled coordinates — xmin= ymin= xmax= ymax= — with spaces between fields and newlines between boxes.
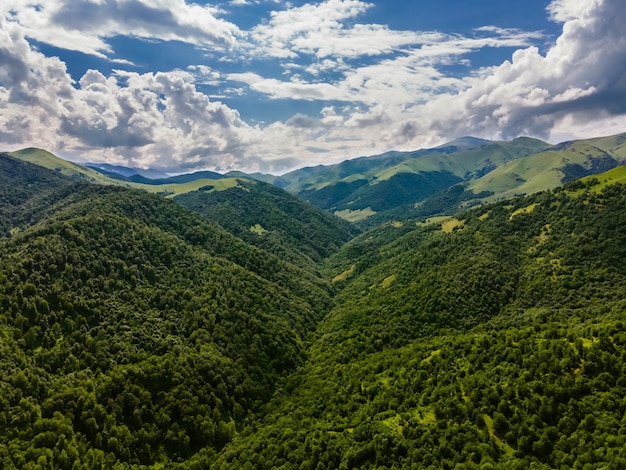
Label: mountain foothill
xmin=1 ymin=131 xmax=626 ymax=468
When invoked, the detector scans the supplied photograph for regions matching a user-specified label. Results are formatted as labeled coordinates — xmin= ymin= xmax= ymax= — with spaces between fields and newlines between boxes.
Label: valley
xmin=1 ymin=134 xmax=626 ymax=468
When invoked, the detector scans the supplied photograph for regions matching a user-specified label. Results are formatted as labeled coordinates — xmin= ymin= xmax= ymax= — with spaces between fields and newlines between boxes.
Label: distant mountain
xmin=283 ymin=133 xmax=626 ymax=227
xmin=224 ymin=170 xmax=291 ymax=188
xmin=7 ymin=132 xmax=626 ymax=230
xmin=10 ymin=148 xmax=121 ymax=185
xmin=85 ymin=162 xmax=170 ymax=179
xmin=281 ymin=136 xmax=494 ymax=193
xmin=286 ymin=137 xmax=549 ymax=226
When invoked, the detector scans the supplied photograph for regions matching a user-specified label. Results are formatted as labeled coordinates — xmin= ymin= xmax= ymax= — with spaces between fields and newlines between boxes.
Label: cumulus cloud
xmin=240 ymin=0 xmax=626 ymax=157
xmin=2 ymin=0 xmax=239 ymax=58
xmin=0 ymin=19 xmax=266 ymax=171
xmin=409 ymin=0 xmax=626 ymax=143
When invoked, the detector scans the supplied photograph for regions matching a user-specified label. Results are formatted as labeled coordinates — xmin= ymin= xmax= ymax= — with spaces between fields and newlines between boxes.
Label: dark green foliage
xmin=0 ymin=153 xmax=70 ymax=236
xmin=298 ymin=179 xmax=369 ymax=210
xmin=3 ymin=153 xmax=626 ymax=469
xmin=334 ymin=171 xmax=463 ymax=213
xmin=0 ymin=169 xmax=334 ymax=467
xmin=175 ymin=179 xmax=358 ymax=267
xmin=214 ymin=181 xmax=626 ymax=469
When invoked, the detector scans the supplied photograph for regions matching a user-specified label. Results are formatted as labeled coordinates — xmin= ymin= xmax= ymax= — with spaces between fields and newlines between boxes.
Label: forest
xmin=1 ymin=152 xmax=626 ymax=468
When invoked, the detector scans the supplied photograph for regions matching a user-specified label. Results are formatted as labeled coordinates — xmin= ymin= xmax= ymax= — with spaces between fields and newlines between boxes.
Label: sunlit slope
xmin=467 ymin=141 xmax=622 ymax=203
xmin=293 ymin=138 xmax=548 ymax=223
xmin=283 ymin=137 xmax=496 ymax=193
xmin=10 ymin=148 xmax=118 ymax=185
xmin=9 ymin=147 xmax=245 ymax=197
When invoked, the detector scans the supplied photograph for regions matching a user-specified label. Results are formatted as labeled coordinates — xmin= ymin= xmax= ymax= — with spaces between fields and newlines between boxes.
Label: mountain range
xmin=9 ymin=132 xmax=626 ymax=229
xmin=1 ymin=131 xmax=626 ymax=468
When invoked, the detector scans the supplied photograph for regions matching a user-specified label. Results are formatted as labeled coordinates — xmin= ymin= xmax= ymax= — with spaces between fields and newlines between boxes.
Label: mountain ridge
xmin=8 ymin=132 xmax=626 ymax=227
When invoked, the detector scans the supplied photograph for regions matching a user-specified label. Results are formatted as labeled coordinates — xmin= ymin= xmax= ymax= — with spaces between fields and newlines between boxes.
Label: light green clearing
xmin=482 ymin=414 xmax=516 ymax=456
xmin=509 ymin=203 xmax=539 ymax=220
xmin=134 ymin=178 xmax=241 ymax=197
xmin=577 ymin=166 xmax=626 ymax=194
xmin=415 ymin=216 xmax=451 ymax=227
xmin=421 ymin=349 xmax=441 ymax=364
xmin=334 ymin=207 xmax=376 ymax=222
xmin=441 ymin=218 xmax=465 ymax=233
xmin=249 ymin=224 xmax=268 ymax=235
xmin=381 ymin=274 xmax=397 ymax=289
xmin=416 ymin=409 xmax=437 ymax=426
xmin=332 ymin=265 xmax=356 ymax=283
xmin=382 ymin=414 xmax=403 ymax=435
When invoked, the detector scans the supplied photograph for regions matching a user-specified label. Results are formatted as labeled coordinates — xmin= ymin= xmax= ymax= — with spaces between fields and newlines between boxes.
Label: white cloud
xmin=1 ymin=0 xmax=240 ymax=58
xmin=231 ymin=26 xmax=543 ymax=107
xmin=547 ymin=0 xmax=601 ymax=22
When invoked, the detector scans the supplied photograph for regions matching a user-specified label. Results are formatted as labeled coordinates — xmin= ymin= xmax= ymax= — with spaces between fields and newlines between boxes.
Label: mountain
xmin=13 ymin=133 xmax=625 ymax=230
xmin=214 ymin=176 xmax=626 ymax=469
xmin=282 ymin=133 xmax=626 ymax=228
xmin=2 ymin=146 xmax=626 ymax=468
xmin=0 ymin=155 xmax=336 ymax=468
xmin=9 ymin=148 xmax=122 ymax=186
xmin=224 ymin=170 xmax=292 ymax=188
xmin=284 ymin=137 xmax=550 ymax=226
xmin=281 ymin=135 xmax=492 ymax=192
xmin=464 ymin=140 xmax=623 ymax=203
xmin=85 ymin=162 xmax=170 ymax=179
xmin=174 ymin=178 xmax=359 ymax=269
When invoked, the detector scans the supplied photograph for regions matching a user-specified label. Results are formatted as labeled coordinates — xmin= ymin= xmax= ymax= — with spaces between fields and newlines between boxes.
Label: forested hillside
xmin=214 ymin=179 xmax=626 ymax=469
xmin=2 ymin=151 xmax=626 ymax=469
xmin=0 ymin=155 xmax=336 ymax=468
xmin=174 ymin=179 xmax=359 ymax=268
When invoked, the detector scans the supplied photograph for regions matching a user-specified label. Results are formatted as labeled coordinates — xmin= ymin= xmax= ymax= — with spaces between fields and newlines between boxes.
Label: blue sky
xmin=0 ymin=0 xmax=625 ymax=174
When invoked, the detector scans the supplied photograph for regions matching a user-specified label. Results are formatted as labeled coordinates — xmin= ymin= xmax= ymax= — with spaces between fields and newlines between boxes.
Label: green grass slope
xmin=9 ymin=148 xmax=120 ymax=186
xmin=293 ymin=137 xmax=548 ymax=227
xmin=467 ymin=141 xmax=622 ymax=203
xmin=0 ymin=164 xmax=335 ymax=468
xmin=8 ymin=148 xmax=247 ymax=198
xmin=214 ymin=180 xmax=626 ymax=469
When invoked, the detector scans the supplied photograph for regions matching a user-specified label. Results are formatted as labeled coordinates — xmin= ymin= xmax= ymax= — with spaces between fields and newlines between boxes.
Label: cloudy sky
xmin=1 ymin=0 xmax=625 ymax=174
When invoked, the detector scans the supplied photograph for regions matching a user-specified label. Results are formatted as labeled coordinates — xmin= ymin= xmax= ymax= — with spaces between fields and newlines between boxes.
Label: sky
xmin=0 ymin=0 xmax=625 ymax=174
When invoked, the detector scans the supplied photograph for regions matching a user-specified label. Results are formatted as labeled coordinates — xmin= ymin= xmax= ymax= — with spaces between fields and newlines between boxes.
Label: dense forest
xmin=174 ymin=179 xmax=358 ymax=269
xmin=1 ymin=151 xmax=626 ymax=468
xmin=0 ymin=154 xmax=336 ymax=468
xmin=215 ymin=179 xmax=626 ymax=469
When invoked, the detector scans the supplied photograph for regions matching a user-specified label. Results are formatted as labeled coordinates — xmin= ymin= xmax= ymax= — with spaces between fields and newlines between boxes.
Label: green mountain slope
xmin=214 ymin=180 xmax=626 ymax=469
xmin=0 ymin=161 xmax=335 ymax=468
xmin=466 ymin=141 xmax=622 ymax=203
xmin=282 ymin=136 xmax=493 ymax=193
xmin=282 ymin=133 xmax=626 ymax=228
xmin=174 ymin=179 xmax=359 ymax=268
xmin=289 ymin=137 xmax=549 ymax=227
xmin=9 ymin=148 xmax=120 ymax=185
